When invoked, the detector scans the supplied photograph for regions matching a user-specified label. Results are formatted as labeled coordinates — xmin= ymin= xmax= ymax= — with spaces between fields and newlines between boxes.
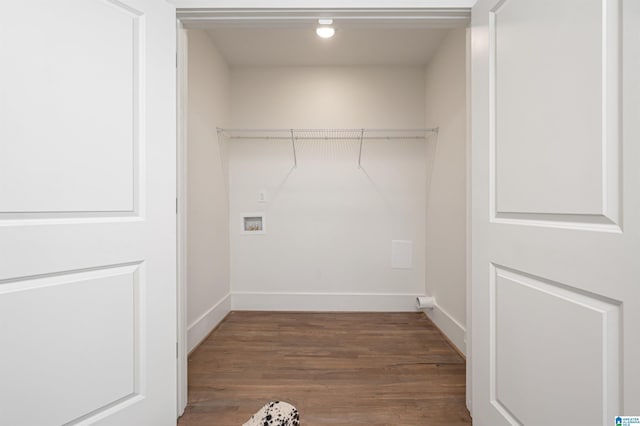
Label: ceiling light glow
xmin=316 ymin=26 xmax=335 ymax=38
xmin=318 ymin=19 xmax=333 ymax=25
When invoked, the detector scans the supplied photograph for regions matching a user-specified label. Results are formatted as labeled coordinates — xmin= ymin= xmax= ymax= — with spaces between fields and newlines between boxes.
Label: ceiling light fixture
xmin=316 ymin=27 xmax=335 ymax=38
xmin=316 ymin=19 xmax=335 ymax=39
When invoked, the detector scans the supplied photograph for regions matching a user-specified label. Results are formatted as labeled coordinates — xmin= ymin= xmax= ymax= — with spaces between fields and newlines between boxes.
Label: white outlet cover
xmin=258 ymin=190 xmax=268 ymax=203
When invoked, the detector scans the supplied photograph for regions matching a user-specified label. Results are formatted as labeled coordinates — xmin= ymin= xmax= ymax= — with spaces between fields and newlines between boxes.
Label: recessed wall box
xmin=241 ymin=213 xmax=266 ymax=235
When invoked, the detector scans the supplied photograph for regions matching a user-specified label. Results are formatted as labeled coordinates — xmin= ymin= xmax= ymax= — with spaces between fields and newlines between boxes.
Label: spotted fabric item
xmin=242 ymin=401 xmax=300 ymax=426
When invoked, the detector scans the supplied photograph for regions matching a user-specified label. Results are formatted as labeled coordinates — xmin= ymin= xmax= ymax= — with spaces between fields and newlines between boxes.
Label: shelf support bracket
xmin=357 ymin=128 xmax=365 ymax=168
xmin=290 ymin=129 xmax=297 ymax=168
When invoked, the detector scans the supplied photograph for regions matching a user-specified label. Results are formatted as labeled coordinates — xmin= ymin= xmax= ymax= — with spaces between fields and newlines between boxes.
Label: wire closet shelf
xmin=217 ymin=128 xmax=439 ymax=168
xmin=217 ymin=127 xmax=438 ymax=141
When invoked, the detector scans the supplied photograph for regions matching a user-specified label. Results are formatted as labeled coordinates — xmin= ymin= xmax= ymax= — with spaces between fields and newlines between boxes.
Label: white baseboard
xmin=231 ymin=292 xmax=422 ymax=312
xmin=425 ymin=302 xmax=466 ymax=356
xmin=187 ymin=293 xmax=231 ymax=353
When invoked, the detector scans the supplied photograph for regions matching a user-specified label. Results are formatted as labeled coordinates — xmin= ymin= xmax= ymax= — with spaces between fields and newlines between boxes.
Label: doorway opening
xmin=176 ymin=8 xmax=472 ymax=420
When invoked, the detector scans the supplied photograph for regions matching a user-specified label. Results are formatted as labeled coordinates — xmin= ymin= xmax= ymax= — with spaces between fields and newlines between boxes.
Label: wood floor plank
xmin=178 ymin=312 xmax=472 ymax=426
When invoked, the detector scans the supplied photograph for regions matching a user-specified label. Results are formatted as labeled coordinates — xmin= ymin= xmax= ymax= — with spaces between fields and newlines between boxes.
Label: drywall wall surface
xmin=424 ymin=28 xmax=467 ymax=345
xmin=187 ymin=30 xmax=231 ymax=350
xmin=228 ymin=66 xmax=429 ymax=310
xmin=230 ymin=67 xmax=425 ymax=129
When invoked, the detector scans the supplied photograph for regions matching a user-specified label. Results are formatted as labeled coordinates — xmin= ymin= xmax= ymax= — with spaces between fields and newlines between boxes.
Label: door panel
xmin=0 ymin=0 xmax=143 ymax=215
xmin=492 ymin=265 xmax=619 ymax=425
xmin=494 ymin=0 xmax=611 ymax=218
xmin=1 ymin=264 xmax=139 ymax=425
xmin=472 ymin=0 xmax=639 ymax=425
xmin=0 ymin=1 xmax=176 ymax=425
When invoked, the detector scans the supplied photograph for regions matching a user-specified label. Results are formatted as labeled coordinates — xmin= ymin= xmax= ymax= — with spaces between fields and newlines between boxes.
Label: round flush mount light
xmin=316 ymin=19 xmax=335 ymax=38
xmin=316 ymin=26 xmax=335 ymax=38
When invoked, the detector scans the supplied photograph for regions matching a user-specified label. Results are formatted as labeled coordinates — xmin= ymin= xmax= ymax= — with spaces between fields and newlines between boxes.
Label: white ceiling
xmin=205 ymin=26 xmax=451 ymax=66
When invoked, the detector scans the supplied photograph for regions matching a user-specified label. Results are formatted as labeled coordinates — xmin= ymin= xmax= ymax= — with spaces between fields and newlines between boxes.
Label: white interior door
xmin=471 ymin=0 xmax=639 ymax=424
xmin=0 ymin=1 xmax=177 ymax=425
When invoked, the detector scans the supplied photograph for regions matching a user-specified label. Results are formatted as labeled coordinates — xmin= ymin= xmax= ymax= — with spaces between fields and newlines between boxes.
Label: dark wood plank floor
xmin=178 ymin=312 xmax=471 ymax=426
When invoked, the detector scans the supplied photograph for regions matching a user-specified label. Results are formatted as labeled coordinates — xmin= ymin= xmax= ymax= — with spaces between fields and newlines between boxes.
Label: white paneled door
xmin=471 ymin=0 xmax=639 ymax=425
xmin=0 ymin=1 xmax=176 ymax=425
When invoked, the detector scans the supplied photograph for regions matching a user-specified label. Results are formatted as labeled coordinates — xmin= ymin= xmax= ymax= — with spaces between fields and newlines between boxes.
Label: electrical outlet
xmin=258 ymin=190 xmax=268 ymax=203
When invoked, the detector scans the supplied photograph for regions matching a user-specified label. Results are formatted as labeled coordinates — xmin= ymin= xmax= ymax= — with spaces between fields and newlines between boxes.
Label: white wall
xmin=186 ymin=30 xmax=231 ymax=351
xmin=228 ymin=67 xmax=430 ymax=310
xmin=424 ymin=28 xmax=468 ymax=354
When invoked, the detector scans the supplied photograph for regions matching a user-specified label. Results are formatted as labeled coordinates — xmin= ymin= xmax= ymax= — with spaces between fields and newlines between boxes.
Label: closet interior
xmin=181 ymin=13 xmax=469 ymax=356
